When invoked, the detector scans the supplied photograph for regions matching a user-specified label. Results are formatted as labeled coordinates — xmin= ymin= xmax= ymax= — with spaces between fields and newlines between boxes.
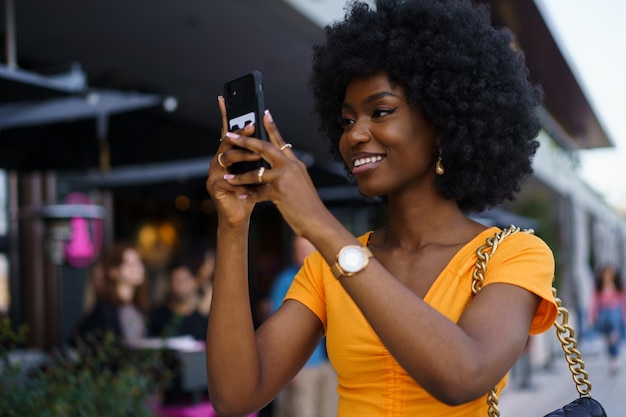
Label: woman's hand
xmin=205 ymin=96 xmax=261 ymax=228
xmin=219 ymin=107 xmax=330 ymax=238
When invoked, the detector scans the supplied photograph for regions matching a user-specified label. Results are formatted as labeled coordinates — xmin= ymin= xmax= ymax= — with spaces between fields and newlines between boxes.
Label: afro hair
xmin=310 ymin=0 xmax=543 ymax=213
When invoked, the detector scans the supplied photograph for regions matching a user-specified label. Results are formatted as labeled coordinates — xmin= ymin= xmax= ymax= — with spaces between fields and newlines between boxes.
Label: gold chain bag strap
xmin=472 ymin=225 xmax=607 ymax=417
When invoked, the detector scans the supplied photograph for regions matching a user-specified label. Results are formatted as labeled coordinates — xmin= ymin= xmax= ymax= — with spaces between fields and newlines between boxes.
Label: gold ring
xmin=257 ymin=166 xmax=266 ymax=184
xmin=217 ymin=152 xmax=227 ymax=168
xmin=279 ymin=143 xmax=293 ymax=151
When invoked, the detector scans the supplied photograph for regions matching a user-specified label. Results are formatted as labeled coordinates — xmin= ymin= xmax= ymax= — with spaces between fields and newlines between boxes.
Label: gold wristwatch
xmin=331 ymin=245 xmax=373 ymax=279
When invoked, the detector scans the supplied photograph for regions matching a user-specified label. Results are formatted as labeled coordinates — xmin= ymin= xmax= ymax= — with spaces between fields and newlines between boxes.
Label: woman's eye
xmin=373 ymin=108 xmax=397 ymax=118
xmin=339 ymin=117 xmax=354 ymax=127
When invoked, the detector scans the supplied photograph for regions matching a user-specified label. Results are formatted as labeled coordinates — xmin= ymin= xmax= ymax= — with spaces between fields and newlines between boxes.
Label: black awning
xmin=0 ymin=63 xmax=85 ymax=104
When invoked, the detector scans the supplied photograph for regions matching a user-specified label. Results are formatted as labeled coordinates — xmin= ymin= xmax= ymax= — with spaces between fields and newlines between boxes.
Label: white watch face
xmin=338 ymin=246 xmax=367 ymax=273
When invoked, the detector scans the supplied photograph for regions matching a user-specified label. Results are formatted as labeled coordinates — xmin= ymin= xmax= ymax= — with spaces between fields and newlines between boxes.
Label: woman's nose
xmin=346 ymin=119 xmax=372 ymax=144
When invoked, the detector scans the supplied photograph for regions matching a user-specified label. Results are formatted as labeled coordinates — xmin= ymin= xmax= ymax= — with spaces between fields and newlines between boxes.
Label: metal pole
xmin=5 ymin=0 xmax=17 ymax=69
xmin=8 ymin=171 xmax=22 ymax=328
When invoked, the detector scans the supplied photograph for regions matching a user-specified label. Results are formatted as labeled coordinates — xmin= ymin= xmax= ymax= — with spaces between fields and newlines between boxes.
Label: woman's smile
xmin=352 ymin=153 xmax=386 ymax=174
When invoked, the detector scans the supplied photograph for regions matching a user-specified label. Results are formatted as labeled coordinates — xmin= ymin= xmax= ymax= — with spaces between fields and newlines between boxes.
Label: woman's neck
xmin=380 ymin=193 xmax=476 ymax=249
xmin=116 ymin=283 xmax=136 ymax=304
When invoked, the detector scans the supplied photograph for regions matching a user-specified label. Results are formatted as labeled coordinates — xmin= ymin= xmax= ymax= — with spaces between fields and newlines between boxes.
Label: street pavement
xmin=498 ymin=343 xmax=625 ymax=416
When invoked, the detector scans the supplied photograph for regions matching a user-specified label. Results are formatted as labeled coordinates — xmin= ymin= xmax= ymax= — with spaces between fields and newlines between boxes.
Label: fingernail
xmin=223 ymin=174 xmax=235 ymax=180
xmin=264 ymin=109 xmax=273 ymax=122
xmin=217 ymin=95 xmax=223 ymax=101
xmin=226 ymin=132 xmax=239 ymax=138
xmin=238 ymin=194 xmax=248 ymax=200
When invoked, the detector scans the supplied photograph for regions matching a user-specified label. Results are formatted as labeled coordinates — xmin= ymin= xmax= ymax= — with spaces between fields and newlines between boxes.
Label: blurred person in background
xmin=149 ymin=260 xmax=208 ymax=341
xmin=590 ymin=264 xmax=626 ymax=375
xmin=74 ymin=242 xmax=149 ymax=345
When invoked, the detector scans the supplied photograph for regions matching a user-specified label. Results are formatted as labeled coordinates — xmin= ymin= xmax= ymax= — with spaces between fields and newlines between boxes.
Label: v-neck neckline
xmin=359 ymin=226 xmax=499 ymax=299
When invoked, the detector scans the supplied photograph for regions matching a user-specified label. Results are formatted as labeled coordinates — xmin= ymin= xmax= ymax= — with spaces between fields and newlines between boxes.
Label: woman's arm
xmin=204 ymin=98 xmax=325 ymax=417
xmin=205 ymin=224 xmax=324 ymax=415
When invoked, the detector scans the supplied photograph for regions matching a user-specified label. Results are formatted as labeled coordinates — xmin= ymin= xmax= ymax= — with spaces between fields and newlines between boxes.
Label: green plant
xmin=0 ymin=317 xmax=172 ymax=417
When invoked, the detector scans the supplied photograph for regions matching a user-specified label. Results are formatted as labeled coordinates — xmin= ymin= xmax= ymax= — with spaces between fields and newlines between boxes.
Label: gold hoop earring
xmin=436 ymin=148 xmax=445 ymax=175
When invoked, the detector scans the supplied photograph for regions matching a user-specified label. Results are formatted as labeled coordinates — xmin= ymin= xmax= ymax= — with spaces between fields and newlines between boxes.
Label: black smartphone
xmin=223 ymin=70 xmax=269 ymax=174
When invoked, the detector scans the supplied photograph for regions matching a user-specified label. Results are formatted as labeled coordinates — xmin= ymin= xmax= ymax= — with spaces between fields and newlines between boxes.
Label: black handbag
xmin=472 ymin=226 xmax=608 ymax=417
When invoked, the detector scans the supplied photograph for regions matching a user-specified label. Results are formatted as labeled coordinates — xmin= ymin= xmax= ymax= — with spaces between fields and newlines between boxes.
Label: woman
xmin=590 ymin=265 xmax=626 ymax=375
xmin=76 ymin=242 xmax=149 ymax=345
xmin=205 ymin=1 xmax=558 ymax=415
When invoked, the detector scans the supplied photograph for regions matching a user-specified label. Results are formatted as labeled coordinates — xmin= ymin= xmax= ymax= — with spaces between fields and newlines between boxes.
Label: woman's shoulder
xmin=86 ymin=300 xmax=126 ymax=331
xmin=481 ymin=226 xmax=555 ymax=278
xmin=501 ymin=227 xmax=553 ymax=255
xmin=74 ymin=299 xmax=122 ymax=341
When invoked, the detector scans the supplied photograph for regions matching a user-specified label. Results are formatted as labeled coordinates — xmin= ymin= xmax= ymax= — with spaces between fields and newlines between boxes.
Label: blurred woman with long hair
xmin=76 ymin=241 xmax=150 ymax=345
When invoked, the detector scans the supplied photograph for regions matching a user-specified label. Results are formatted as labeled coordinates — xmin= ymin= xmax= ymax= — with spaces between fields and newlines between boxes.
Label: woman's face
xmin=338 ymin=71 xmax=437 ymax=198
xmin=602 ymin=267 xmax=616 ymax=287
xmin=115 ymin=248 xmax=145 ymax=287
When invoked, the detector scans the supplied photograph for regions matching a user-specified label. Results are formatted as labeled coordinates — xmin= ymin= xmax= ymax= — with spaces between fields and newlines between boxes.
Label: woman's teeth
xmin=353 ymin=155 xmax=383 ymax=168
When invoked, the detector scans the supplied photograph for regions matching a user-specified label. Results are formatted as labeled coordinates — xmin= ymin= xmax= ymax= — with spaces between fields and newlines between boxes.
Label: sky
xmin=534 ymin=0 xmax=626 ymax=209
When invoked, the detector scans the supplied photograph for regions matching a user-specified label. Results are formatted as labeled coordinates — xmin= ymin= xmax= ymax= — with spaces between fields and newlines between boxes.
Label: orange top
xmin=286 ymin=227 xmax=558 ymax=416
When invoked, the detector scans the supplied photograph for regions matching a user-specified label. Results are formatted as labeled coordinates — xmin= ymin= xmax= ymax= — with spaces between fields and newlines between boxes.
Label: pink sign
xmin=63 ymin=192 xmax=103 ymax=268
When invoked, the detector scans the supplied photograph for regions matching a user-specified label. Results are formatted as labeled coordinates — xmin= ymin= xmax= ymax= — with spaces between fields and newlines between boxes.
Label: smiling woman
xmin=204 ymin=1 xmax=557 ymax=416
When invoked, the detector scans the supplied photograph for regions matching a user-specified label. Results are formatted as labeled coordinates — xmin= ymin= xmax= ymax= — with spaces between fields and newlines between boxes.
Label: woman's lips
xmin=351 ymin=155 xmax=385 ymax=175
